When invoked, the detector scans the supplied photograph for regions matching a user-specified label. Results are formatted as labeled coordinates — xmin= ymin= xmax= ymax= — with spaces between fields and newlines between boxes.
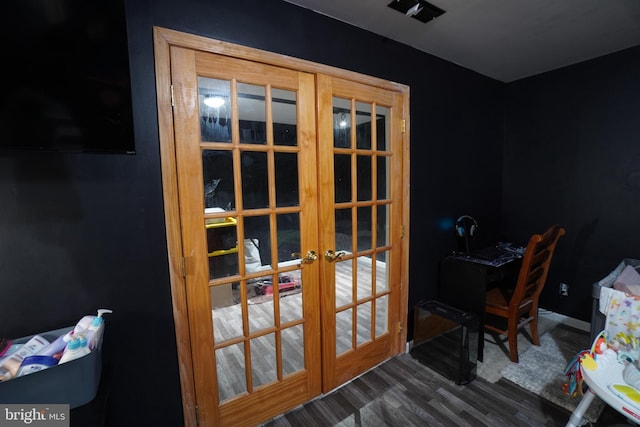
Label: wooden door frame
xmin=153 ymin=26 xmax=410 ymax=427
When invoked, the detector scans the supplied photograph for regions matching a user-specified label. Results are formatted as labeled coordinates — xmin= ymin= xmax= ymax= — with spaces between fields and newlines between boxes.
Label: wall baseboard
xmin=539 ymin=309 xmax=590 ymax=332
xmin=405 ymin=309 xmax=591 ymax=355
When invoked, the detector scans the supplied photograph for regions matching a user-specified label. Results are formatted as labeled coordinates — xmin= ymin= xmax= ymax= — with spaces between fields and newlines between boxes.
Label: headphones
xmin=455 ymin=215 xmax=478 ymax=238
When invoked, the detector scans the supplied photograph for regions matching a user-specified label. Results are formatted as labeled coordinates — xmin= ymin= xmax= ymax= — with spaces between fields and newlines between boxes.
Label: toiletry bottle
xmin=16 ymin=355 xmax=59 ymax=376
xmin=74 ymin=309 xmax=113 ymax=334
xmin=58 ymin=336 xmax=90 ymax=364
xmin=37 ymin=332 xmax=72 ymax=359
xmin=84 ymin=309 xmax=111 ymax=351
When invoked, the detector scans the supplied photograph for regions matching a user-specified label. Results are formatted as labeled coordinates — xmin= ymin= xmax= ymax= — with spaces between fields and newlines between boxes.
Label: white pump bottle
xmin=74 ymin=309 xmax=113 ymax=351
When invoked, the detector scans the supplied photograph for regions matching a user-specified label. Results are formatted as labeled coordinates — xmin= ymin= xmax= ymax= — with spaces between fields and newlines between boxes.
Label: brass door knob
xmin=324 ymin=249 xmax=345 ymax=262
xmin=292 ymin=251 xmax=318 ymax=264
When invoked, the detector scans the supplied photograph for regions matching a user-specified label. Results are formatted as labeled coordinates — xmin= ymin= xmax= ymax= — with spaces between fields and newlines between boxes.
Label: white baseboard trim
xmin=539 ymin=309 xmax=590 ymax=332
xmin=406 ymin=310 xmax=591 ymax=353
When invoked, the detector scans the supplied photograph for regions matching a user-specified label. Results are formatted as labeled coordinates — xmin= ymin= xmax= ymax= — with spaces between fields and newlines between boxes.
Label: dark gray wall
xmin=0 ymin=0 xmax=503 ymax=425
xmin=503 ymin=45 xmax=640 ymax=321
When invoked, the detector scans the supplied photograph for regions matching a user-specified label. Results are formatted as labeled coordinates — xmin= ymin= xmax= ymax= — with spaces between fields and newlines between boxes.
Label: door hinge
xmin=398 ymin=322 xmax=403 ymax=335
xmin=401 ymin=119 xmax=406 ymax=134
xmin=401 ymin=225 xmax=405 ymax=239
xmin=195 ymin=405 xmax=199 ymax=426
xmin=181 ymin=257 xmax=186 ymax=278
xmin=171 ymin=84 xmax=175 ymax=107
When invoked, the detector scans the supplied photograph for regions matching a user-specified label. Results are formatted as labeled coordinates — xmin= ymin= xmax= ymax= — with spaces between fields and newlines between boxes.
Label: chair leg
xmin=530 ymin=309 xmax=540 ymax=346
xmin=508 ymin=317 xmax=519 ymax=363
xmin=530 ymin=322 xmax=540 ymax=346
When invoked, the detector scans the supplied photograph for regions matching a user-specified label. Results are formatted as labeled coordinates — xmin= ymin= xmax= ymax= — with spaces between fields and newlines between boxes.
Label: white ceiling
xmin=283 ymin=0 xmax=640 ymax=82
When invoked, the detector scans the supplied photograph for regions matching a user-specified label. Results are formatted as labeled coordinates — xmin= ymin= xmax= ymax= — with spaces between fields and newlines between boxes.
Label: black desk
xmin=438 ymin=247 xmax=522 ymax=362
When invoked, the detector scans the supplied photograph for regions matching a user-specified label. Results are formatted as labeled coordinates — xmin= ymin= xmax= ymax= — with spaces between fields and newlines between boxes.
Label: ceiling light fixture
xmin=387 ymin=0 xmax=445 ymax=23
xmin=405 ymin=3 xmax=422 ymax=17
xmin=339 ymin=113 xmax=348 ymax=128
xmin=204 ymin=95 xmax=225 ymax=108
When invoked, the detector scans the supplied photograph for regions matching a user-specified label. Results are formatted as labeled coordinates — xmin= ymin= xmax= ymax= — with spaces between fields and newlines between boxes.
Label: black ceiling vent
xmin=387 ymin=0 xmax=445 ymax=23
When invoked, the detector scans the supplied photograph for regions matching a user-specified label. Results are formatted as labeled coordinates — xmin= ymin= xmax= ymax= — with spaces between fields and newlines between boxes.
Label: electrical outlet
xmin=559 ymin=283 xmax=569 ymax=296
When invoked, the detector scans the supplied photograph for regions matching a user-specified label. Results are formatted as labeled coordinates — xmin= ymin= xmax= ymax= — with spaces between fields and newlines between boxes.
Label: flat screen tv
xmin=2 ymin=0 xmax=135 ymax=154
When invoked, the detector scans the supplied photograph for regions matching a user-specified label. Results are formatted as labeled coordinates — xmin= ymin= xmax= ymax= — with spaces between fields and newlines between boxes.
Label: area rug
xmin=499 ymin=323 xmax=605 ymax=423
xmin=477 ymin=315 xmax=561 ymax=383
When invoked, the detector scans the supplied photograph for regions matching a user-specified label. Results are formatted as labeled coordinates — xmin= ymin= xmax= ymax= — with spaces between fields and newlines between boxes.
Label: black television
xmin=2 ymin=0 xmax=135 ymax=154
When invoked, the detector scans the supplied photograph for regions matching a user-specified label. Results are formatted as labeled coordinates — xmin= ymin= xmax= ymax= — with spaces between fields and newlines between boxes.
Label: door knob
xmin=324 ymin=249 xmax=345 ymax=262
xmin=292 ymin=250 xmax=318 ymax=264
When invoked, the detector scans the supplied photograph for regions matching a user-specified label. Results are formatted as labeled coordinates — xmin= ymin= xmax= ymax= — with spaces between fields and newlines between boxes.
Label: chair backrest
xmin=510 ymin=224 xmax=566 ymax=309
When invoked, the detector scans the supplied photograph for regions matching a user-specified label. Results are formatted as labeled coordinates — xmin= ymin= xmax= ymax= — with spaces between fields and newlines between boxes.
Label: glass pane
xmin=238 ymin=83 xmax=266 ymax=144
xmin=280 ymin=274 xmax=303 ymax=323
xmin=357 ymin=206 xmax=372 ymax=252
xmin=275 ymin=152 xmax=299 ymax=207
xmin=335 ymin=259 xmax=353 ymax=308
xmin=212 ymin=287 xmax=243 ymax=342
xmin=277 ymin=213 xmax=301 ymax=265
xmin=334 ymin=153 xmax=351 ymax=203
xmin=376 ymin=155 xmax=389 ymax=201
xmin=336 ymin=309 xmax=353 ymax=355
xmin=244 ymin=215 xmax=270 ymax=270
xmin=251 ymin=333 xmax=277 ymax=388
xmin=248 ymin=288 xmax=274 ymax=333
xmin=244 ymin=237 xmax=265 ymax=281
xmin=375 ymin=251 xmax=389 ymax=293
xmin=376 ymin=204 xmax=389 ymax=248
xmin=376 ymin=106 xmax=389 ymax=151
xmin=282 ymin=325 xmax=304 ymax=376
xmin=357 ymin=301 xmax=372 ymax=346
xmin=203 ymin=150 xmax=235 ymax=210
xmin=335 ymin=208 xmax=352 ymax=254
xmin=356 ymin=155 xmax=371 ymax=202
xmin=273 ymin=88 xmax=297 ymax=146
xmin=356 ymin=256 xmax=372 ymax=300
xmin=241 ymin=151 xmax=268 ymax=209
xmin=216 ymin=344 xmax=246 ymax=402
xmin=206 ymin=217 xmax=239 ymax=280
xmin=355 ymin=102 xmax=372 ymax=150
xmin=199 ymin=77 xmax=231 ymax=143
xmin=254 ymin=271 xmax=301 ymax=301
xmin=333 ymin=97 xmax=351 ymax=148
xmin=375 ymin=295 xmax=389 ymax=337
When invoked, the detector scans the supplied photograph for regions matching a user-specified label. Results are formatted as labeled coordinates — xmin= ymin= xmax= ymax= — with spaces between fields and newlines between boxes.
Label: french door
xmin=155 ymin=27 xmax=409 ymax=427
xmin=316 ymin=74 xmax=406 ymax=390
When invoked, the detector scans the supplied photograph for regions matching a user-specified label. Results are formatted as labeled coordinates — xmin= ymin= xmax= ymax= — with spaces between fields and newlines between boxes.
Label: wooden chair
xmin=484 ymin=224 xmax=566 ymax=362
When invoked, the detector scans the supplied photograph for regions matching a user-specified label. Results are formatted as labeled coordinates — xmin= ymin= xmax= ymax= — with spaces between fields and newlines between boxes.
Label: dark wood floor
xmin=261 ymin=353 xmax=631 ymax=427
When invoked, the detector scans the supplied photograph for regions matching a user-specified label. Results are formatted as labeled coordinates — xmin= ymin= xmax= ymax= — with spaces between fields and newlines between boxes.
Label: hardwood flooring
xmin=212 ymin=257 xmax=630 ymax=426
xmin=260 ymin=352 xmax=631 ymax=427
